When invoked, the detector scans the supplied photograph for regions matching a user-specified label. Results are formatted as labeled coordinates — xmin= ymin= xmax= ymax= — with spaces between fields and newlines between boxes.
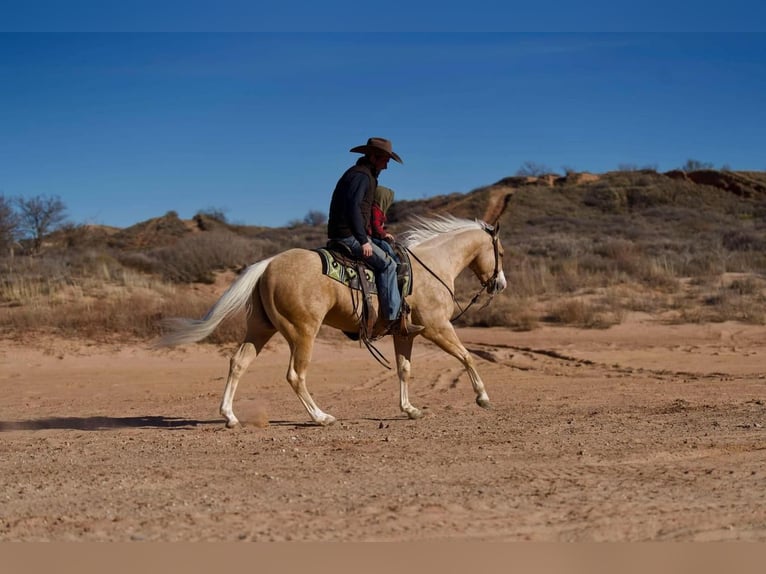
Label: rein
xmin=402 ymin=227 xmax=501 ymax=324
xmin=348 ymin=266 xmax=392 ymax=370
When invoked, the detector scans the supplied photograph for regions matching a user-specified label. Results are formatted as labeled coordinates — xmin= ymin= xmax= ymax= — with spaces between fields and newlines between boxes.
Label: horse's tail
xmin=155 ymin=256 xmax=275 ymax=347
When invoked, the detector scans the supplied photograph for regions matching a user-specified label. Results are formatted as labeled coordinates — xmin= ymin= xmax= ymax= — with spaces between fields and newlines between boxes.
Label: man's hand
xmin=384 ymin=233 xmax=395 ymax=243
xmin=361 ymin=242 xmax=373 ymax=258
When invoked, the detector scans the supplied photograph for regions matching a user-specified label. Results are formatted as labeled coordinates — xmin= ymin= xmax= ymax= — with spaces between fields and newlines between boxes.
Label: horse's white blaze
xmin=495 ymin=269 xmax=507 ymax=292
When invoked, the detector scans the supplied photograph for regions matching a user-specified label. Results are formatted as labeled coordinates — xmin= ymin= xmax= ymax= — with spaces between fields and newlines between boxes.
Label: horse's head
xmin=471 ymin=221 xmax=507 ymax=295
xmin=470 ymin=190 xmax=512 ymax=294
xmin=400 ymin=189 xmax=513 ymax=303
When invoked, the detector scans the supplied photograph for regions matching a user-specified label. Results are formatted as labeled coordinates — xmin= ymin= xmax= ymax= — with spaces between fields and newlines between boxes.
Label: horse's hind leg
xmin=220 ymin=327 xmax=275 ymax=428
xmin=286 ymin=331 xmax=336 ymax=426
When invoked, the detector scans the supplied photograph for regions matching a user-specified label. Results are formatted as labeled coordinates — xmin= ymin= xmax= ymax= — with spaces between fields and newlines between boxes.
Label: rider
xmin=327 ymin=137 xmax=424 ymax=336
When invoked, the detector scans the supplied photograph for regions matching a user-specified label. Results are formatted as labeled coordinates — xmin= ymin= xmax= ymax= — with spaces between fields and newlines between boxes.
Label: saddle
xmin=317 ymin=240 xmax=412 ymax=297
xmin=315 ymin=241 xmax=414 ymax=352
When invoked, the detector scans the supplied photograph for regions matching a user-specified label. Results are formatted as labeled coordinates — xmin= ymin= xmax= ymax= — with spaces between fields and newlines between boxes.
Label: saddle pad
xmin=315 ymin=248 xmax=377 ymax=294
xmin=314 ymin=248 xmax=413 ymax=297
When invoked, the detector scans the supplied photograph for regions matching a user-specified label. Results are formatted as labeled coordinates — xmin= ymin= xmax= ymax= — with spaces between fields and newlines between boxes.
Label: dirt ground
xmin=1 ymin=315 xmax=766 ymax=542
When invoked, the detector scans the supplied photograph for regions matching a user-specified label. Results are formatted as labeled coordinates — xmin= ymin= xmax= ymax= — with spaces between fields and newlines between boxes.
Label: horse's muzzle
xmin=485 ymin=270 xmax=507 ymax=294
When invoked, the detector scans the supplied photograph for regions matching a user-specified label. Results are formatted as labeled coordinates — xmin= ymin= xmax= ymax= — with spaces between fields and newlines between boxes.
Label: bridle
xmin=403 ymin=221 xmax=502 ymax=324
xmin=482 ymin=221 xmax=502 ymax=293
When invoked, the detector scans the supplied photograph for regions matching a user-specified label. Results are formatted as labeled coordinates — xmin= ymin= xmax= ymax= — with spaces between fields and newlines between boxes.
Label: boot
xmin=400 ymin=316 xmax=425 ymax=336
xmin=389 ymin=299 xmax=424 ymax=337
xmin=385 ymin=318 xmax=424 ymax=337
xmin=387 ymin=312 xmax=424 ymax=337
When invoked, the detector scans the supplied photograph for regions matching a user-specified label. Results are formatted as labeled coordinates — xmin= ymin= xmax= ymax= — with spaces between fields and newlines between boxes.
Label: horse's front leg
xmin=424 ymin=324 xmax=491 ymax=409
xmin=393 ymin=334 xmax=423 ymax=419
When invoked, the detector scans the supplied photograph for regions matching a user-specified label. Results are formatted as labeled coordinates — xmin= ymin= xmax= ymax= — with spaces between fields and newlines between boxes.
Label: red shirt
xmin=370 ymin=204 xmax=387 ymax=239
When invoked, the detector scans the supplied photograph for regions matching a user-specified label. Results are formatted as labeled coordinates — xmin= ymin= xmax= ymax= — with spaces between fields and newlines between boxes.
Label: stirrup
xmin=400 ymin=318 xmax=425 ymax=336
xmin=392 ymin=310 xmax=425 ymax=337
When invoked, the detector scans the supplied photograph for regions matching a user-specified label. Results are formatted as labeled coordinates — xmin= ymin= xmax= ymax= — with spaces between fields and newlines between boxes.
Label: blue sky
xmin=2 ymin=30 xmax=765 ymax=228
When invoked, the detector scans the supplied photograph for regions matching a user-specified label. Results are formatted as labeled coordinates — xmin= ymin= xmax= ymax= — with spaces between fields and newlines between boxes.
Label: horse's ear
xmin=482 ymin=190 xmax=514 ymax=226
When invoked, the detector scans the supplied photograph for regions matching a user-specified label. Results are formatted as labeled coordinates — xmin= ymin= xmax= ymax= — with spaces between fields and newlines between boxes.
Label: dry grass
xmin=0 ymin=270 xmax=246 ymax=343
xmin=3 ymin=169 xmax=766 ymax=342
xmin=0 ymin=250 xmax=239 ymax=342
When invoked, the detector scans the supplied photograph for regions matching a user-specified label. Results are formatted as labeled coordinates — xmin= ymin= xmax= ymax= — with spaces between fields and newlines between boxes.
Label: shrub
xmin=146 ymin=230 xmax=264 ymax=283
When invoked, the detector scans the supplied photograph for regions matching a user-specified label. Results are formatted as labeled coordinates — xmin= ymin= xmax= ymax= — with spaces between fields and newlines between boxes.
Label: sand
xmin=1 ymin=315 xmax=765 ymax=541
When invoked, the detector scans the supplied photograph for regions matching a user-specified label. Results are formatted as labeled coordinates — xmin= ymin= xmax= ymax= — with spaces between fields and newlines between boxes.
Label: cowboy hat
xmin=349 ymin=137 xmax=403 ymax=164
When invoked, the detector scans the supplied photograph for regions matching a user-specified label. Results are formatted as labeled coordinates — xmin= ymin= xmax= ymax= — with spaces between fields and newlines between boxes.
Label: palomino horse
xmin=158 ymin=192 xmax=512 ymax=427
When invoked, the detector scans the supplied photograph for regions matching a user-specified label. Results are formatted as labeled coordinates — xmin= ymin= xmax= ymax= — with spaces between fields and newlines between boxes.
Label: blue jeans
xmin=372 ymin=237 xmax=400 ymax=263
xmin=334 ymin=236 xmax=400 ymax=321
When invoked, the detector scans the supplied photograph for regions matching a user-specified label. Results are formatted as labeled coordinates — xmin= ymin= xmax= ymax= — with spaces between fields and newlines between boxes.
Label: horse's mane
xmin=399 ymin=215 xmax=485 ymax=248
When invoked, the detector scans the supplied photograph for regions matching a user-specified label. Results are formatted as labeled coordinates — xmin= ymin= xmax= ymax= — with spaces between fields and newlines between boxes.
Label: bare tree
xmin=195 ymin=206 xmax=229 ymax=223
xmin=303 ymin=210 xmax=327 ymax=227
xmin=681 ymin=159 xmax=714 ymax=172
xmin=0 ymin=194 xmax=20 ymax=254
xmin=515 ymin=161 xmax=553 ymax=177
xmin=561 ymin=165 xmax=577 ymax=175
xmin=14 ymin=194 xmax=68 ymax=252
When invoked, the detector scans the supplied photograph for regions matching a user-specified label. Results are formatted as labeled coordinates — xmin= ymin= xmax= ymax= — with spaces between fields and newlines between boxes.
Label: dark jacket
xmin=327 ymin=159 xmax=377 ymax=244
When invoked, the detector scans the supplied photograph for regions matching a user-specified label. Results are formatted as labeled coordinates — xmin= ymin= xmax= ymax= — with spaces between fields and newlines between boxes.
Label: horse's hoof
xmin=476 ymin=397 xmax=491 ymax=409
xmin=224 ymin=419 xmax=240 ymax=429
xmin=317 ymin=415 xmax=337 ymax=426
xmin=406 ymin=408 xmax=424 ymax=420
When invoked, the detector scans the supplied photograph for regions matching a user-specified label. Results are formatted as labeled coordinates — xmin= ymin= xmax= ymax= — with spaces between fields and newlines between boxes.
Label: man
xmin=327 ymin=137 xmax=424 ymax=336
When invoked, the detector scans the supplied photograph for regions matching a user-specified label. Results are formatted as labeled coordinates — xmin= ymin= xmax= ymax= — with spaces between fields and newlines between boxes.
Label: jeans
xmin=372 ymin=237 xmax=400 ymax=263
xmin=334 ymin=236 xmax=401 ymax=321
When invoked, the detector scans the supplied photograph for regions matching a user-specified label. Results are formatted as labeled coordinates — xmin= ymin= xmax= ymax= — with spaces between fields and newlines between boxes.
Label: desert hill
xmin=59 ymin=168 xmax=766 ymax=250
xmin=3 ymin=168 xmax=766 ymax=341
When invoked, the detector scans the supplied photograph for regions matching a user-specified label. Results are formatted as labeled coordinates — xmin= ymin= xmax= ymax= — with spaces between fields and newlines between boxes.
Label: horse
xmin=157 ymin=192 xmax=512 ymax=427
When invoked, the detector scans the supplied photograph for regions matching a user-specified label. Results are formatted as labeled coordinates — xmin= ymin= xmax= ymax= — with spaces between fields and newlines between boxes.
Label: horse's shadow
xmin=269 ymin=416 xmax=405 ymax=428
xmin=0 ymin=415 xmax=411 ymax=432
xmin=0 ymin=415 xmax=220 ymax=432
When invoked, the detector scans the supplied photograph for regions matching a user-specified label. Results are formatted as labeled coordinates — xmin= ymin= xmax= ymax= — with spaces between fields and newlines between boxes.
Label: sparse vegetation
xmin=14 ymin=194 xmax=68 ymax=253
xmin=0 ymin=194 xmax=20 ymax=253
xmin=195 ymin=207 xmax=229 ymax=223
xmin=515 ymin=161 xmax=552 ymax=177
xmin=303 ymin=210 xmax=328 ymax=227
xmin=681 ymin=158 xmax=714 ymax=171
xmin=2 ymin=168 xmax=766 ymax=342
